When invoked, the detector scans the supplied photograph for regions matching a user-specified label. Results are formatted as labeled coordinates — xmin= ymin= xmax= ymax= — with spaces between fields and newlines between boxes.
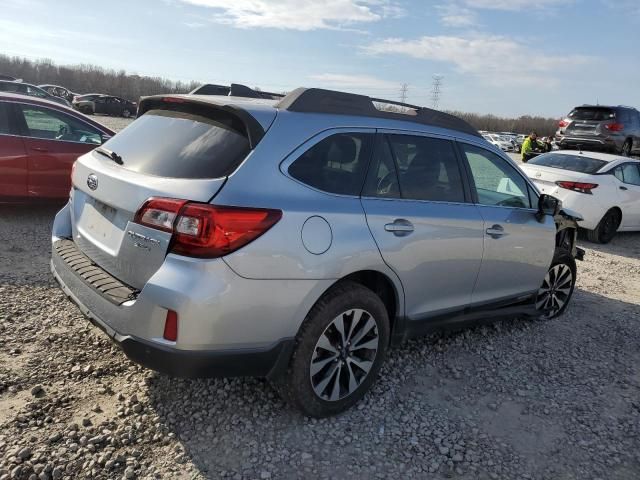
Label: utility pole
xmin=431 ymin=75 xmax=443 ymax=110
xmin=399 ymin=83 xmax=408 ymax=104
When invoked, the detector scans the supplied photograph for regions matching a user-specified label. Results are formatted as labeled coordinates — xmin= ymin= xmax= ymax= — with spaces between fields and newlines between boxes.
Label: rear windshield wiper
xmin=95 ymin=147 xmax=123 ymax=165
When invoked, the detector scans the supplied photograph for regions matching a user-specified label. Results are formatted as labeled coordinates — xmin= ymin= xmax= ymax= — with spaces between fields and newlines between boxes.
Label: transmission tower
xmin=431 ymin=75 xmax=443 ymax=109
xmin=399 ymin=83 xmax=408 ymax=104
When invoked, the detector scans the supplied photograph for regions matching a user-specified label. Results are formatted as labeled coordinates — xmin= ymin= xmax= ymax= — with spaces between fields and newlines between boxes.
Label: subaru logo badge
xmin=87 ymin=174 xmax=98 ymax=190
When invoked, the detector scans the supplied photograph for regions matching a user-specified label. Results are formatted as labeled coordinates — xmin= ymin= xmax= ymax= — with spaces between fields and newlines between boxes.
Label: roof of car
xmin=140 ymin=87 xmax=481 ymax=138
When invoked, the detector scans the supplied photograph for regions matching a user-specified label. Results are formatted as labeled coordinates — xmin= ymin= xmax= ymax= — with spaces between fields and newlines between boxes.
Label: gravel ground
xmin=1 ymin=116 xmax=639 ymax=479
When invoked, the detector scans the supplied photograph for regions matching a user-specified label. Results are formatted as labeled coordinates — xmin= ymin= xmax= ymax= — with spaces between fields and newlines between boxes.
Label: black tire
xmin=81 ymin=106 xmax=93 ymax=115
xmin=122 ymin=109 xmax=131 ymax=118
xmin=535 ymin=250 xmax=576 ymax=319
xmin=586 ymin=209 xmax=620 ymax=244
xmin=274 ymin=281 xmax=389 ymax=417
xmin=620 ymin=139 xmax=632 ymax=157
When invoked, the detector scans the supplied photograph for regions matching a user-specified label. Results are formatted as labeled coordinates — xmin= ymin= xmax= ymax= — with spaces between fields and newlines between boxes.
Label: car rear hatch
xmin=564 ymin=107 xmax=616 ymax=136
xmin=69 ymin=96 xmax=273 ymax=290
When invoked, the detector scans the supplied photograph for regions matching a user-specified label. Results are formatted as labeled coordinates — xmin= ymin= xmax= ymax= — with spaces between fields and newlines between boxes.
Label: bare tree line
xmin=0 ymin=54 xmax=200 ymax=101
xmin=1 ymin=54 xmax=559 ymax=136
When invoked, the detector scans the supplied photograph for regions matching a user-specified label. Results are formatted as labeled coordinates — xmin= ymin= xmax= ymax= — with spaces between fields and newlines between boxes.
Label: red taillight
xmin=163 ymin=310 xmax=178 ymax=341
xmin=556 ymin=181 xmax=598 ymax=194
xmin=162 ymin=97 xmax=185 ymax=103
xmin=604 ymin=122 xmax=624 ymax=132
xmin=134 ymin=197 xmax=282 ymax=258
xmin=558 ymin=119 xmax=569 ymax=128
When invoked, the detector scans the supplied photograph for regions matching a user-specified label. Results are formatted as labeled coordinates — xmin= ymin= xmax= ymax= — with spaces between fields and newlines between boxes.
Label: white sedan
xmin=521 ymin=151 xmax=640 ymax=243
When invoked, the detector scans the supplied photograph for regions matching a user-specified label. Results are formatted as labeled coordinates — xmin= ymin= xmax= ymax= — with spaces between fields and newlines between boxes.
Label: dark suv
xmin=556 ymin=105 xmax=640 ymax=156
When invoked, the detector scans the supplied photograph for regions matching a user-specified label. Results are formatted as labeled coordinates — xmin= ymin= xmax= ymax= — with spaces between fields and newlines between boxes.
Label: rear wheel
xmin=536 ymin=251 xmax=576 ymax=319
xmin=586 ymin=209 xmax=620 ymax=244
xmin=275 ymin=281 xmax=389 ymax=417
xmin=620 ymin=139 xmax=632 ymax=157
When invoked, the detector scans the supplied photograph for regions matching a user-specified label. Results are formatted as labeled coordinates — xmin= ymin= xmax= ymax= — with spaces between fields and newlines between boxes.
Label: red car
xmin=0 ymin=93 xmax=115 ymax=201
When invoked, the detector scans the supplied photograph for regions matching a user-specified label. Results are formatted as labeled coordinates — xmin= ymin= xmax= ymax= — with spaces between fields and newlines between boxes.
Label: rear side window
xmin=100 ymin=109 xmax=251 ymax=179
xmin=528 ymin=153 xmax=607 ymax=174
xmin=568 ymin=107 xmax=615 ymax=121
xmin=364 ymin=134 xmax=465 ymax=203
xmin=288 ymin=133 xmax=373 ymax=196
xmin=619 ymin=164 xmax=640 ymax=186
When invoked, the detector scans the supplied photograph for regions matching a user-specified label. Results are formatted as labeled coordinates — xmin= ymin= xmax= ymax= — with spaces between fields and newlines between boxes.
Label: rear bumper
xmin=558 ymin=136 xmax=619 ymax=151
xmin=51 ymin=255 xmax=294 ymax=378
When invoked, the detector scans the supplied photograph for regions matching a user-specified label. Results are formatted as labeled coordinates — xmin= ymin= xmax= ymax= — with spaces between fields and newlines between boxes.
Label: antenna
xmin=431 ymin=75 xmax=443 ymax=110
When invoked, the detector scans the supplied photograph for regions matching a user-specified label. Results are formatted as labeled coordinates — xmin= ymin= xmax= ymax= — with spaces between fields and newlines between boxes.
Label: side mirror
xmin=537 ymin=194 xmax=561 ymax=221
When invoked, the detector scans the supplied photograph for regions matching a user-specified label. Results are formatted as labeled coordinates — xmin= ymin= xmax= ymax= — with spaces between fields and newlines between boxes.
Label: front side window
xmin=461 ymin=143 xmax=531 ymax=209
xmin=18 ymin=105 xmax=103 ymax=144
xmin=0 ymin=102 xmax=11 ymax=135
xmin=288 ymin=133 xmax=373 ymax=196
xmin=620 ymin=163 xmax=640 ymax=186
xmin=364 ymin=134 xmax=466 ymax=203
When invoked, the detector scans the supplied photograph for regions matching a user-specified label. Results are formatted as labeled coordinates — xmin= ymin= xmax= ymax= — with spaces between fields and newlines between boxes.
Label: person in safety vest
xmin=521 ymin=131 xmax=545 ymax=162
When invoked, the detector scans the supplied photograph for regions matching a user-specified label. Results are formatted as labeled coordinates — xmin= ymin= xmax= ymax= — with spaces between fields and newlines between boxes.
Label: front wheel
xmin=122 ymin=109 xmax=131 ymax=118
xmin=536 ymin=251 xmax=576 ymax=319
xmin=275 ymin=281 xmax=389 ymax=417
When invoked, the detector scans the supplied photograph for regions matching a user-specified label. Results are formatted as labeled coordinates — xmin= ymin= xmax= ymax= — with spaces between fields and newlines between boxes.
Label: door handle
xmin=384 ymin=219 xmax=414 ymax=236
xmin=620 ymin=186 xmax=628 ymax=191
xmin=485 ymin=224 xmax=506 ymax=238
xmin=31 ymin=146 xmax=49 ymax=152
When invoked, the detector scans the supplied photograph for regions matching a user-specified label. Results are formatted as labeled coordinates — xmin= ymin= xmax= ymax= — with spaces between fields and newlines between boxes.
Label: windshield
xmin=528 ymin=153 xmax=607 ymax=174
xmin=568 ymin=107 xmax=615 ymax=121
xmin=99 ymin=109 xmax=251 ymax=179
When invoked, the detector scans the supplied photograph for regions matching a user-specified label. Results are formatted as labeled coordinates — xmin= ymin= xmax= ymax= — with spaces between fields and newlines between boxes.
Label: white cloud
xmin=177 ymin=0 xmax=402 ymax=31
xmin=364 ymin=34 xmax=594 ymax=87
xmin=309 ymin=73 xmax=397 ymax=89
xmin=436 ymin=4 xmax=478 ymax=27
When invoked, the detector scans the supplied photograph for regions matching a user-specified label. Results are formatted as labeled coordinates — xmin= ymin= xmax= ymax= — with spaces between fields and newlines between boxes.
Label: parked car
xmin=51 ymin=87 xmax=582 ymax=417
xmin=74 ymin=94 xmax=137 ymax=118
xmin=190 ymin=83 xmax=286 ymax=100
xmin=72 ymin=93 xmax=103 ymax=112
xmin=0 ymin=74 xmax=19 ymax=81
xmin=556 ymin=105 xmax=640 ymax=156
xmin=521 ymin=151 xmax=640 ymax=243
xmin=0 ymin=93 xmax=114 ymax=201
xmin=39 ymin=84 xmax=79 ymax=103
xmin=0 ymin=80 xmax=72 ymax=107
xmin=482 ymin=133 xmax=514 ymax=152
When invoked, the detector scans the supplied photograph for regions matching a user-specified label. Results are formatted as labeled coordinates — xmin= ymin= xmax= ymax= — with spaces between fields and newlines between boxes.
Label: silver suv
xmin=556 ymin=105 xmax=640 ymax=156
xmin=51 ymin=87 xmax=582 ymax=417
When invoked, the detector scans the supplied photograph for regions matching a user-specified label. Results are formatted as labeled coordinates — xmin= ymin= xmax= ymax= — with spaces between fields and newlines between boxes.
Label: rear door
xmin=361 ymin=132 xmax=484 ymax=321
xmin=613 ymin=163 xmax=640 ymax=228
xmin=15 ymin=103 xmax=103 ymax=199
xmin=457 ymin=141 xmax=555 ymax=304
xmin=0 ymin=101 xmax=28 ymax=198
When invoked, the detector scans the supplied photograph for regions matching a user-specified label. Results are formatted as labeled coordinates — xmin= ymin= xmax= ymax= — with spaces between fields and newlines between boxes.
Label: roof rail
xmin=276 ymin=88 xmax=480 ymax=137
xmin=190 ymin=83 xmax=285 ymax=100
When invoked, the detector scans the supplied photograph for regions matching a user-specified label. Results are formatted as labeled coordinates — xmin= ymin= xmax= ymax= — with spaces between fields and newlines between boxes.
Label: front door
xmin=457 ymin=142 xmax=555 ymax=304
xmin=361 ymin=133 xmax=484 ymax=321
xmin=614 ymin=163 xmax=640 ymax=228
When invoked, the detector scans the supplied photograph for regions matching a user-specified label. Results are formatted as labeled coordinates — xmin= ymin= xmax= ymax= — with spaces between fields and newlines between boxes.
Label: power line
xmin=431 ymin=75 xmax=443 ymax=110
xmin=399 ymin=83 xmax=408 ymax=104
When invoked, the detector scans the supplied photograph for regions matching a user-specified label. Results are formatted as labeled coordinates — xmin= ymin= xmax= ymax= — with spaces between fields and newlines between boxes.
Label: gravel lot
xmin=1 ymin=115 xmax=639 ymax=480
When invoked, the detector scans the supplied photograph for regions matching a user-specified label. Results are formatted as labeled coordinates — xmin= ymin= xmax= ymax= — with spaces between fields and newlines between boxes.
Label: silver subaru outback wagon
xmin=51 ymin=86 xmax=583 ymax=417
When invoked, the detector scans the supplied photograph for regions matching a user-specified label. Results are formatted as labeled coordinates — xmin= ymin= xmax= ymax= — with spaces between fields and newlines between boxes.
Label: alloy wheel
xmin=310 ymin=309 xmax=379 ymax=402
xmin=536 ymin=264 xmax=573 ymax=318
